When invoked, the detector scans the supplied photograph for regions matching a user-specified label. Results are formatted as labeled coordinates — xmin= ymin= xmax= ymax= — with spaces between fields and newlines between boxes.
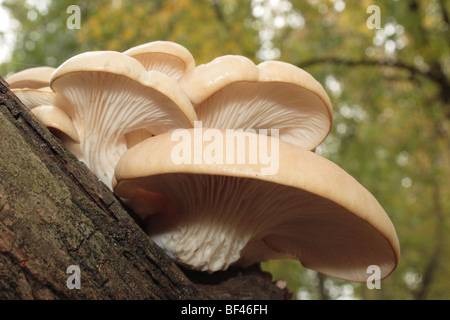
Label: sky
xmin=0 ymin=0 xmax=14 ymax=64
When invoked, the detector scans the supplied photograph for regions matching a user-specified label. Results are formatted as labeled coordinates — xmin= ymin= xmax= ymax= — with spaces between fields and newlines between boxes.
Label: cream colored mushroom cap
xmin=6 ymin=66 xmax=55 ymax=89
xmin=50 ymin=50 xmax=198 ymax=126
xmin=11 ymin=87 xmax=55 ymax=110
xmin=179 ymin=55 xmax=332 ymax=151
xmin=257 ymin=60 xmax=333 ymax=121
xmin=123 ymin=41 xmax=196 ymax=81
xmin=31 ymin=105 xmax=80 ymax=143
xmin=50 ymin=50 xmax=198 ymax=190
xmin=52 ymin=50 xmax=147 ymax=83
xmin=113 ymin=129 xmax=400 ymax=282
xmin=179 ymin=55 xmax=259 ymax=104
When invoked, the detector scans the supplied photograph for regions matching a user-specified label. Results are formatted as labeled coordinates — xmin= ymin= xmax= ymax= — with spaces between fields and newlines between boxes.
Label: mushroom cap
xmin=123 ymin=41 xmax=195 ymax=81
xmin=51 ymin=50 xmax=197 ymax=125
xmin=11 ymin=87 xmax=55 ymax=110
xmin=257 ymin=60 xmax=332 ymax=112
xmin=179 ymin=55 xmax=259 ymax=104
xmin=113 ymin=129 xmax=400 ymax=282
xmin=6 ymin=66 xmax=56 ymax=89
xmin=179 ymin=55 xmax=333 ymax=150
xmin=11 ymin=86 xmax=78 ymax=143
xmin=50 ymin=50 xmax=197 ymax=189
xmin=31 ymin=105 xmax=80 ymax=143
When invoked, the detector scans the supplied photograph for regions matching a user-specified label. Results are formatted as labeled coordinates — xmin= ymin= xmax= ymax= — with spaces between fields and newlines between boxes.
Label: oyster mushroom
xmin=5 ymin=66 xmax=55 ymax=89
xmin=7 ymin=75 xmax=80 ymax=145
xmin=31 ymin=105 xmax=80 ymax=143
xmin=10 ymin=87 xmax=56 ymax=110
xmin=113 ymin=129 xmax=400 ymax=282
xmin=123 ymin=41 xmax=195 ymax=81
xmin=179 ymin=55 xmax=333 ymax=150
xmin=50 ymin=50 xmax=198 ymax=189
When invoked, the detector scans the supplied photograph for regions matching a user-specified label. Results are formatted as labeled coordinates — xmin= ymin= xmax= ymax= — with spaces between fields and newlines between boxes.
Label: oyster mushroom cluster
xmin=6 ymin=41 xmax=400 ymax=282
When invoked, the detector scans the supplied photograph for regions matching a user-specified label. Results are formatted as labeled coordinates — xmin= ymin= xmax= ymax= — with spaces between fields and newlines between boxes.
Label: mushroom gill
xmin=113 ymin=129 xmax=400 ymax=281
xmin=50 ymin=51 xmax=197 ymax=189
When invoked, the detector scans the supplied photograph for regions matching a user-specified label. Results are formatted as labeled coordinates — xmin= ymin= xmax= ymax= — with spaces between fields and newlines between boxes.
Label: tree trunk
xmin=0 ymin=77 xmax=291 ymax=300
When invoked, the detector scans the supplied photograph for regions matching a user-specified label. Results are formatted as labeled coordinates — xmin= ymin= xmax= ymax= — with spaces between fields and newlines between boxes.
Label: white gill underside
xmin=195 ymin=82 xmax=330 ymax=150
xmin=142 ymin=174 xmax=311 ymax=272
xmin=132 ymin=53 xmax=186 ymax=81
xmin=55 ymin=73 xmax=190 ymax=189
xmin=12 ymin=89 xmax=54 ymax=110
xmin=123 ymin=173 xmax=395 ymax=279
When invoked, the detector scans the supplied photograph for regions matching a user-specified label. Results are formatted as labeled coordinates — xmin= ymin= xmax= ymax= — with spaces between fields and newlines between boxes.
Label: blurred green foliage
xmin=1 ymin=0 xmax=449 ymax=299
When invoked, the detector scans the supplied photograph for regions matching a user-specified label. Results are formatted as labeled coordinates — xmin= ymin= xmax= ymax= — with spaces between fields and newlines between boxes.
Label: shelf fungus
xmin=113 ymin=129 xmax=400 ymax=282
xmin=6 ymin=41 xmax=399 ymax=282
xmin=123 ymin=41 xmax=195 ymax=82
xmin=30 ymin=105 xmax=80 ymax=143
xmin=49 ymin=50 xmax=197 ymax=189
xmin=5 ymin=66 xmax=55 ymax=89
xmin=179 ymin=55 xmax=333 ymax=151
xmin=6 ymin=67 xmax=79 ymax=144
xmin=6 ymin=66 xmax=57 ymax=113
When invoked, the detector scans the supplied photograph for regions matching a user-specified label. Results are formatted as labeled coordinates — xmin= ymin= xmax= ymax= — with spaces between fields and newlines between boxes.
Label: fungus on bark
xmin=123 ymin=41 xmax=195 ymax=82
xmin=4 ymin=42 xmax=400 ymax=284
xmin=6 ymin=70 xmax=79 ymax=144
xmin=5 ymin=66 xmax=55 ymax=89
xmin=31 ymin=105 xmax=80 ymax=143
xmin=113 ymin=129 xmax=400 ymax=282
xmin=49 ymin=50 xmax=198 ymax=189
xmin=9 ymin=87 xmax=55 ymax=109
xmin=179 ymin=55 xmax=332 ymax=150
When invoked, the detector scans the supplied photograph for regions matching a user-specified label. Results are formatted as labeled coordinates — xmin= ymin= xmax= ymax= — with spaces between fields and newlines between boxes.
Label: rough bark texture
xmin=0 ymin=76 xmax=291 ymax=300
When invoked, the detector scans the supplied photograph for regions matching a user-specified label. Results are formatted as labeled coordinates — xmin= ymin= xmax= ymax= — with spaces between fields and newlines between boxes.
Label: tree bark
xmin=0 ymin=76 xmax=291 ymax=300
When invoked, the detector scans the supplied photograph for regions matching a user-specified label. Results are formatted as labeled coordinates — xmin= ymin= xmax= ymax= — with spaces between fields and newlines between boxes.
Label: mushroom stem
xmin=55 ymin=74 xmax=151 ymax=187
